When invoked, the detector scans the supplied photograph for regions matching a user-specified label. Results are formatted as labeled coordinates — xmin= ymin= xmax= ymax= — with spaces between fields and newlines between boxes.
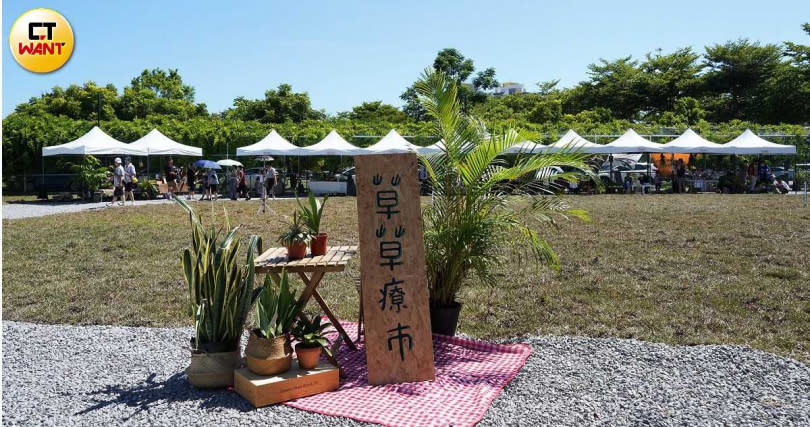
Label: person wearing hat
xmin=123 ymin=157 xmax=137 ymax=205
xmin=109 ymin=157 xmax=125 ymax=207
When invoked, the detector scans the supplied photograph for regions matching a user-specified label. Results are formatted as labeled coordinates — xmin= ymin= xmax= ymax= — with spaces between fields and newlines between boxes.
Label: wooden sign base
xmin=234 ymin=362 xmax=339 ymax=407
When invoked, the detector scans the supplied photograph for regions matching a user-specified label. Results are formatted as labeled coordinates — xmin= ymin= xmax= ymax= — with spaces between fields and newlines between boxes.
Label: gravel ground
xmin=3 ymin=321 xmax=808 ymax=426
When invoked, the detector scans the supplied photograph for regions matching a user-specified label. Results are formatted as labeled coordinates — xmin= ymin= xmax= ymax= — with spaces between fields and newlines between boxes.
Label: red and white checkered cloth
xmin=283 ymin=321 xmax=532 ymax=427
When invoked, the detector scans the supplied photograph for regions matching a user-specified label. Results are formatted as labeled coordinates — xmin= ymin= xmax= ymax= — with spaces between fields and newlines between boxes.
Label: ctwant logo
xmin=9 ymin=9 xmax=74 ymax=73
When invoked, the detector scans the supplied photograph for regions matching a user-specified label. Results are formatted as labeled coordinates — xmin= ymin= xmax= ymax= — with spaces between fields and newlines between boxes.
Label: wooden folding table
xmin=255 ymin=245 xmax=359 ymax=351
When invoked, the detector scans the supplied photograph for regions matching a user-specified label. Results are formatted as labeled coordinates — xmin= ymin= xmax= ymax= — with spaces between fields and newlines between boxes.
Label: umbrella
xmin=193 ymin=160 xmax=222 ymax=170
xmin=217 ymin=159 xmax=243 ymax=167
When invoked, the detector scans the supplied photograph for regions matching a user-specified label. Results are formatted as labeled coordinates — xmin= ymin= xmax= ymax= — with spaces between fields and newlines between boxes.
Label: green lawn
xmin=3 ymin=195 xmax=809 ymax=362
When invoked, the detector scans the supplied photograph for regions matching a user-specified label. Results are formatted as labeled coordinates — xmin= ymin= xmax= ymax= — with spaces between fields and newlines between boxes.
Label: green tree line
xmin=3 ymin=24 xmax=809 ymax=177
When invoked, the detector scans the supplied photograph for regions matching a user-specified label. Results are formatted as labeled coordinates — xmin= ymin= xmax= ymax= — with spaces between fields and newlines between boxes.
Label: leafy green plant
xmin=415 ymin=68 xmax=595 ymax=307
xmin=176 ymin=197 xmax=264 ymax=353
xmin=796 ymin=169 xmax=810 ymax=186
xmin=138 ymin=179 xmax=159 ymax=200
xmin=291 ymin=314 xmax=333 ymax=356
xmin=277 ymin=212 xmax=311 ymax=247
xmin=254 ymin=270 xmax=302 ymax=339
xmin=68 ymin=155 xmax=109 ymax=194
xmin=296 ymin=190 xmax=328 ymax=234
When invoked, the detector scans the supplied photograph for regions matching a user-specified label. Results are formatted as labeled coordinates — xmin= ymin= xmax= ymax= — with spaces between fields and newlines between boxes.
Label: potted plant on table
xmin=245 ymin=271 xmax=302 ymax=375
xmin=297 ymin=190 xmax=329 ymax=256
xmin=291 ymin=314 xmax=333 ymax=370
xmin=176 ymin=198 xmax=264 ymax=388
xmin=415 ymin=69 xmax=596 ymax=336
xmin=278 ymin=212 xmax=311 ymax=260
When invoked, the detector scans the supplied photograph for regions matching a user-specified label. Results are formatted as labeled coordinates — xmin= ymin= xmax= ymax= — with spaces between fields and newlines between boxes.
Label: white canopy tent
xmin=236 ymin=129 xmax=304 ymax=156
xmin=417 ymin=139 xmax=446 ymax=155
xmin=129 ymin=129 xmax=202 ymax=156
xmin=597 ymin=129 xmax=663 ymax=154
xmin=299 ymin=130 xmax=366 ymax=156
xmin=42 ymin=126 xmax=147 ymax=157
xmin=660 ymin=128 xmax=725 ymax=154
xmin=364 ymin=129 xmax=422 ymax=154
xmin=504 ymin=140 xmax=544 ymax=154
xmin=543 ymin=130 xmax=601 ymax=154
xmin=721 ymin=129 xmax=797 ymax=155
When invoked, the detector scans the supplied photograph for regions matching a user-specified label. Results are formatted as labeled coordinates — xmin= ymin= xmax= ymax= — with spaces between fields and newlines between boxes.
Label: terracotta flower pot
xmin=295 ymin=343 xmax=323 ymax=370
xmin=186 ymin=349 xmax=241 ymax=388
xmin=244 ymin=332 xmax=292 ymax=376
xmin=286 ymin=242 xmax=307 ymax=260
xmin=310 ymin=233 xmax=328 ymax=256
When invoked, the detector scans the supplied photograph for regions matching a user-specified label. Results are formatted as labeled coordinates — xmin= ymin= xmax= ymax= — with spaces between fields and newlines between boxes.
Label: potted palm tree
xmin=245 ymin=271 xmax=302 ymax=375
xmin=291 ymin=314 xmax=333 ymax=370
xmin=415 ymin=69 xmax=595 ymax=336
xmin=176 ymin=198 xmax=264 ymax=388
xmin=278 ymin=212 xmax=311 ymax=260
xmin=297 ymin=190 xmax=329 ymax=256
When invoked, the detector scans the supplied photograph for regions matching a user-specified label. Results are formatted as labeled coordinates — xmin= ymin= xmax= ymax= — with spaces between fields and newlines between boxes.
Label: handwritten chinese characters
xmin=355 ymin=153 xmax=435 ymax=385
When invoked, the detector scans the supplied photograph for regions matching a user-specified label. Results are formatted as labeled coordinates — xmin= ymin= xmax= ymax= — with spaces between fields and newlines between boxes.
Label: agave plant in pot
xmin=176 ymin=198 xmax=264 ymax=388
xmin=297 ymin=190 xmax=329 ymax=256
xmin=291 ymin=314 xmax=333 ymax=370
xmin=245 ymin=270 xmax=302 ymax=375
xmin=278 ymin=212 xmax=311 ymax=260
xmin=415 ymin=69 xmax=595 ymax=336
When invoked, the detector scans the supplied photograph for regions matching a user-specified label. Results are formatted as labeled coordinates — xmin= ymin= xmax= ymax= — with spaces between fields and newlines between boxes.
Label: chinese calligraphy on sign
xmin=355 ymin=153 xmax=435 ymax=385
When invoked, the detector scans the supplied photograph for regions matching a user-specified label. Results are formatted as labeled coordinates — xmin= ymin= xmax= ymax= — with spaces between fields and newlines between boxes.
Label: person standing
xmin=186 ymin=165 xmax=196 ymax=201
xmin=237 ymin=166 xmax=250 ymax=200
xmin=124 ymin=157 xmax=137 ymax=205
xmin=109 ymin=157 xmax=125 ymax=207
xmin=265 ymin=162 xmax=278 ymax=200
xmin=654 ymin=173 xmax=662 ymax=194
xmin=228 ymin=167 xmax=237 ymax=200
xmin=165 ymin=158 xmax=178 ymax=200
xmin=256 ymin=164 xmax=270 ymax=214
xmin=207 ymin=169 xmax=219 ymax=200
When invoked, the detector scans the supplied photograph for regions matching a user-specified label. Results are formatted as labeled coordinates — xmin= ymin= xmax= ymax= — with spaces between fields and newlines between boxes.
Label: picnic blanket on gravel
xmin=282 ymin=321 xmax=531 ymax=427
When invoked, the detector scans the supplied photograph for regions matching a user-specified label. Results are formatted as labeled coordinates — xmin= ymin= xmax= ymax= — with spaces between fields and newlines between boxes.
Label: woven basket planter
xmin=244 ymin=332 xmax=292 ymax=376
xmin=186 ymin=349 xmax=241 ymax=388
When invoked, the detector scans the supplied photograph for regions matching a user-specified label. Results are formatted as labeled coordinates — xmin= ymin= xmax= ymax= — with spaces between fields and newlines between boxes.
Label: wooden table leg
xmin=312 ymin=290 xmax=357 ymax=351
xmin=296 ymin=271 xmax=357 ymax=351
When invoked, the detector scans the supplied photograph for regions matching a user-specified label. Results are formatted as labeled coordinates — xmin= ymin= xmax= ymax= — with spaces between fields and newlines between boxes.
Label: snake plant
xmin=296 ymin=190 xmax=328 ymax=234
xmin=176 ymin=197 xmax=264 ymax=353
xmin=254 ymin=270 xmax=302 ymax=339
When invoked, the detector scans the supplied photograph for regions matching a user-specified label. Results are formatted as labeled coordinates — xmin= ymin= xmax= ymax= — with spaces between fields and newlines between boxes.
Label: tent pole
xmin=41 ymin=154 xmax=45 ymax=200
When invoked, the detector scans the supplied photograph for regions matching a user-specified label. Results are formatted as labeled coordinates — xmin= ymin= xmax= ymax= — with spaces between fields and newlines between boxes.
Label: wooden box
xmin=234 ymin=362 xmax=339 ymax=407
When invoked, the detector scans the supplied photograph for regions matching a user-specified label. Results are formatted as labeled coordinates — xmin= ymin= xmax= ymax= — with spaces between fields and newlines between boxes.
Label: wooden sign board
xmin=354 ymin=153 xmax=435 ymax=385
xmin=234 ymin=363 xmax=339 ymax=407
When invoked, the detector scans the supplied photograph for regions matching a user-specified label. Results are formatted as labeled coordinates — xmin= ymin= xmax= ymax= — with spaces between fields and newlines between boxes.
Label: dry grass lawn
xmin=3 ymin=194 xmax=809 ymax=362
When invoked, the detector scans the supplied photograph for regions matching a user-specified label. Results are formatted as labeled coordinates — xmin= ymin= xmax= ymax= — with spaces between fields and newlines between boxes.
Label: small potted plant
xmin=297 ymin=190 xmax=329 ymax=256
xmin=245 ymin=271 xmax=302 ymax=375
xmin=176 ymin=198 xmax=264 ymax=388
xmin=278 ymin=212 xmax=311 ymax=260
xmin=291 ymin=314 xmax=333 ymax=370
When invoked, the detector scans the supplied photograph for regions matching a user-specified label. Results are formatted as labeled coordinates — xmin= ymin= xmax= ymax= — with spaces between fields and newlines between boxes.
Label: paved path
xmin=2 ymin=196 xmax=295 ymax=220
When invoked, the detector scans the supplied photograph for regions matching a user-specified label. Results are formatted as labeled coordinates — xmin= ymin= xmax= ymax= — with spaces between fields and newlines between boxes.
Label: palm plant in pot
xmin=176 ymin=198 xmax=264 ymax=388
xmin=278 ymin=212 xmax=311 ymax=260
xmin=291 ymin=314 xmax=333 ymax=370
xmin=297 ymin=190 xmax=329 ymax=256
xmin=415 ymin=68 xmax=596 ymax=336
xmin=245 ymin=270 xmax=303 ymax=375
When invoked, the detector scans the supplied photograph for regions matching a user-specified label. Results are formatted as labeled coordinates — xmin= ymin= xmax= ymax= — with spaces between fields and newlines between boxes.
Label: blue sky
xmin=3 ymin=0 xmax=809 ymax=117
